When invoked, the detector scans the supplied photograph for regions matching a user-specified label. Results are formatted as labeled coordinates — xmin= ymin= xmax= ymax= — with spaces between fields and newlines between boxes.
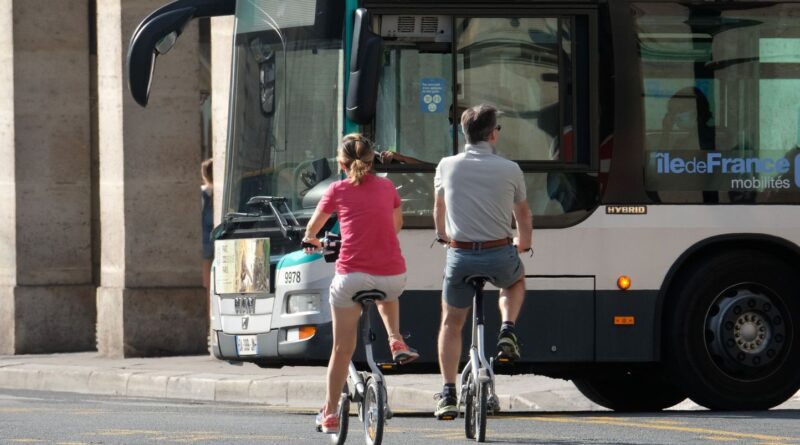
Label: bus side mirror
xmin=346 ymin=8 xmax=383 ymax=124
xmin=127 ymin=0 xmax=235 ymax=107
xmin=128 ymin=8 xmax=194 ymax=107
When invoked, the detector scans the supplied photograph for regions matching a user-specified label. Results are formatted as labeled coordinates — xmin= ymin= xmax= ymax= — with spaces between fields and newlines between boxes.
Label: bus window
xmin=456 ymin=16 xmax=595 ymax=221
xmin=375 ymin=43 xmax=453 ymax=165
xmin=374 ymin=18 xmax=453 ymax=225
xmin=457 ymin=17 xmax=564 ymax=162
xmin=374 ymin=14 xmax=596 ymax=227
xmin=637 ymin=2 xmax=800 ymax=204
xmin=225 ymin=0 xmax=344 ymax=217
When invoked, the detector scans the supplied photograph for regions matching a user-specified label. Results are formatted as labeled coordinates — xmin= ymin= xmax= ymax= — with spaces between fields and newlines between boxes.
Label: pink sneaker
xmin=390 ymin=339 xmax=420 ymax=365
xmin=315 ymin=406 xmax=339 ymax=434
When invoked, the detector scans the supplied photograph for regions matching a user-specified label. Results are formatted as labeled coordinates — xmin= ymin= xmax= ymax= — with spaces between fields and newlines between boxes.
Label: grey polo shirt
xmin=434 ymin=141 xmax=527 ymax=242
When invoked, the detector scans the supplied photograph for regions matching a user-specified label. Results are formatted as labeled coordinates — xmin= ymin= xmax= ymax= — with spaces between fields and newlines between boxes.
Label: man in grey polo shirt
xmin=432 ymin=104 xmax=533 ymax=420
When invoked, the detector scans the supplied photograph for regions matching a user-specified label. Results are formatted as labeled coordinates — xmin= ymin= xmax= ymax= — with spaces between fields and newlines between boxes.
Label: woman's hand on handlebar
xmin=302 ymin=237 xmax=321 ymax=254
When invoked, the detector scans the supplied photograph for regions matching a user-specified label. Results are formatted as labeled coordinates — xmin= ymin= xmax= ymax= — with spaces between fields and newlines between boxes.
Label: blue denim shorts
xmin=442 ymin=244 xmax=524 ymax=308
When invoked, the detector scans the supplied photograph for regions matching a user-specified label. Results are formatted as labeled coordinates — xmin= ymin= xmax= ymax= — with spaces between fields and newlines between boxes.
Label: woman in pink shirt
xmin=304 ymin=133 xmax=418 ymax=434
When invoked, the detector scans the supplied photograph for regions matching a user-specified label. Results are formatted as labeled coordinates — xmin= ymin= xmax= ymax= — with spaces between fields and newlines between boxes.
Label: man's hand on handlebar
xmin=431 ymin=233 xmax=450 ymax=248
xmin=513 ymin=236 xmax=533 ymax=256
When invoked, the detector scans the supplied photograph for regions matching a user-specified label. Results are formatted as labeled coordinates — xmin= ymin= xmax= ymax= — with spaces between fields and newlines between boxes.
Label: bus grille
xmin=421 ymin=16 xmax=439 ymax=33
xmin=397 ymin=16 xmax=415 ymax=33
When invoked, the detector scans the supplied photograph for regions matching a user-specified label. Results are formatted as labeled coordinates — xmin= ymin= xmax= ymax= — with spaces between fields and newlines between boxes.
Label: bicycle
xmin=324 ymin=289 xmax=395 ymax=445
xmin=457 ymin=275 xmax=503 ymax=443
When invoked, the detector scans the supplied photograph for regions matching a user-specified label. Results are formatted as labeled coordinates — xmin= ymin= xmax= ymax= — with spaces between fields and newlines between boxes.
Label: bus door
xmin=368 ymin=8 xmax=602 ymax=364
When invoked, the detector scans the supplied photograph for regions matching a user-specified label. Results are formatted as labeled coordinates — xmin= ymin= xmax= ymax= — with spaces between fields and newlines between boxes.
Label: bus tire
xmin=572 ymin=372 xmax=686 ymax=411
xmin=664 ymin=249 xmax=800 ymax=410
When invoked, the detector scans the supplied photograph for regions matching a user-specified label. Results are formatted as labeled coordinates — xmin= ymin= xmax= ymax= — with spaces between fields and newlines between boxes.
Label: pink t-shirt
xmin=319 ymin=174 xmax=406 ymax=276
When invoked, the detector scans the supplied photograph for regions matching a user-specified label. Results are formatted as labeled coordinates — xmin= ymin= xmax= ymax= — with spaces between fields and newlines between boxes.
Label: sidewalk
xmin=0 ymin=353 xmax=613 ymax=412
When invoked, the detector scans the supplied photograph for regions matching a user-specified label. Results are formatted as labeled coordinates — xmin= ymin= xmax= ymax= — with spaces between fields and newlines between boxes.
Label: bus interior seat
xmin=302 ymin=176 xmax=337 ymax=209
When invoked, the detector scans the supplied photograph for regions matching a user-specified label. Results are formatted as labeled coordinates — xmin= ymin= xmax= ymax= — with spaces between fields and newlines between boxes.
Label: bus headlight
xmin=286 ymin=294 xmax=321 ymax=314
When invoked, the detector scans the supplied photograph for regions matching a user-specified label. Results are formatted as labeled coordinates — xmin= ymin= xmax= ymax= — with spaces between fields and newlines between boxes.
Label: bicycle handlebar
xmin=302 ymin=232 xmax=341 ymax=262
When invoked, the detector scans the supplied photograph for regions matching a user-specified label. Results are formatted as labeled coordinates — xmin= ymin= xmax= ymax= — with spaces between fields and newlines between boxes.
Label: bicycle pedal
xmin=377 ymin=362 xmax=398 ymax=371
xmin=488 ymin=394 xmax=501 ymax=413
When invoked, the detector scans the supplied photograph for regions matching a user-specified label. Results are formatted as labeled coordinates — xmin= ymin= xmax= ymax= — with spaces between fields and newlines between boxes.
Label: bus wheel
xmin=664 ymin=250 xmax=800 ymax=410
xmin=573 ymin=372 xmax=686 ymax=411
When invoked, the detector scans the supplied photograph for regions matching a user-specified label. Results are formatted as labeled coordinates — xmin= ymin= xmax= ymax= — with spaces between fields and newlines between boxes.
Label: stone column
xmin=204 ymin=15 xmax=234 ymax=356
xmin=0 ymin=0 xmax=95 ymax=354
xmin=211 ymin=16 xmax=234 ymax=221
xmin=96 ymin=0 xmax=207 ymax=357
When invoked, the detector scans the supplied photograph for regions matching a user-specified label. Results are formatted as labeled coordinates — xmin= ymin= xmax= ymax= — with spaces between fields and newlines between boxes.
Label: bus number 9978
xmin=284 ymin=271 xmax=301 ymax=284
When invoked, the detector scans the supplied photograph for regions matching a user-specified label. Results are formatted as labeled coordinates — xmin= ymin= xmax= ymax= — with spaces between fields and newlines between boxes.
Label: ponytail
xmin=338 ymin=133 xmax=374 ymax=185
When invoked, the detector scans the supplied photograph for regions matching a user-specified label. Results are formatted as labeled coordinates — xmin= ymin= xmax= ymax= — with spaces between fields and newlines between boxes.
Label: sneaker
xmin=390 ymin=339 xmax=420 ymax=365
xmin=497 ymin=329 xmax=521 ymax=362
xmin=315 ymin=406 xmax=339 ymax=434
xmin=434 ymin=392 xmax=458 ymax=420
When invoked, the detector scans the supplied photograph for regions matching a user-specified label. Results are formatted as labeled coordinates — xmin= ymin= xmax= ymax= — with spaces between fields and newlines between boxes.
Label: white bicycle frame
xmin=346 ymin=298 xmax=385 ymax=404
xmin=458 ymin=278 xmax=498 ymax=410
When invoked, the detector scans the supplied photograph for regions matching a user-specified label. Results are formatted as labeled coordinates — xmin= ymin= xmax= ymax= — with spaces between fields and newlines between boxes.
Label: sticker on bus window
xmin=420 ymin=78 xmax=445 ymax=113
xmin=214 ymin=238 xmax=270 ymax=294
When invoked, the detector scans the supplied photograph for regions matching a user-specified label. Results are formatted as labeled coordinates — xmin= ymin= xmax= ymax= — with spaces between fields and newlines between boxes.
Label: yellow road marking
xmin=649 ymin=419 xmax=688 ymax=425
xmin=386 ymin=426 xmax=460 ymax=433
xmin=85 ymin=429 xmax=292 ymax=442
xmin=509 ymin=415 xmax=799 ymax=443
xmin=87 ymin=429 xmax=160 ymax=436
xmin=387 ymin=425 xmax=466 ymax=440
xmin=0 ymin=408 xmax=38 ymax=413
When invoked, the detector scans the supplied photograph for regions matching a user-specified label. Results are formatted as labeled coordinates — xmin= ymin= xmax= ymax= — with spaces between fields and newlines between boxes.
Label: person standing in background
xmin=201 ymin=158 xmax=214 ymax=290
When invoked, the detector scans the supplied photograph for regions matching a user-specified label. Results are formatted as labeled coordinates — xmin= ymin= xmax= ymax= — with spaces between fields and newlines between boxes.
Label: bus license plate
xmin=236 ymin=335 xmax=258 ymax=356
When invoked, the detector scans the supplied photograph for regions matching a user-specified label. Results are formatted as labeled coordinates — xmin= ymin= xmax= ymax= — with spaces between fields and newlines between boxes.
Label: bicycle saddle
xmin=352 ymin=289 xmax=386 ymax=304
xmin=463 ymin=275 xmax=491 ymax=285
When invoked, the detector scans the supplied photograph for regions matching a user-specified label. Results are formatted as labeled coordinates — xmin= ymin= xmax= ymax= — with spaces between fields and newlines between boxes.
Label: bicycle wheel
xmin=363 ymin=377 xmax=385 ymax=445
xmin=475 ymin=381 xmax=488 ymax=442
xmin=464 ymin=376 xmax=476 ymax=439
xmin=330 ymin=384 xmax=349 ymax=445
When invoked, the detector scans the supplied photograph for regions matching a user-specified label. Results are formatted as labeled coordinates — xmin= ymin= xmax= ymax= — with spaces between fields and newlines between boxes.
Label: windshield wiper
xmin=215 ymin=196 xmax=302 ymax=241
xmin=245 ymin=196 xmax=302 ymax=240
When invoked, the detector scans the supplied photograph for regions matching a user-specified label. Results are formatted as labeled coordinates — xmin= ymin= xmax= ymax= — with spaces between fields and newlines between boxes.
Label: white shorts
xmin=329 ymin=272 xmax=407 ymax=308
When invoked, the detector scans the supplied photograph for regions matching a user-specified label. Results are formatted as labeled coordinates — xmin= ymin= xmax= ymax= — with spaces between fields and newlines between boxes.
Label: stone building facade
xmin=0 ymin=0 xmax=231 ymax=358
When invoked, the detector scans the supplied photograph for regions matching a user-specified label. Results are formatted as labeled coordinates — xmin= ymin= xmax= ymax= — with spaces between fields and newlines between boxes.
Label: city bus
xmin=128 ymin=0 xmax=800 ymax=411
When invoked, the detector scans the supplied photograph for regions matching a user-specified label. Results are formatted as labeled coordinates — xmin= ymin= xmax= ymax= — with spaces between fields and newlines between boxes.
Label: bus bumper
xmin=212 ymin=322 xmax=333 ymax=366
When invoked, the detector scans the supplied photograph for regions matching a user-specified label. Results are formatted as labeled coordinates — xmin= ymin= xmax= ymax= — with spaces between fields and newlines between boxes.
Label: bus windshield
xmin=224 ymin=0 xmax=345 ymax=218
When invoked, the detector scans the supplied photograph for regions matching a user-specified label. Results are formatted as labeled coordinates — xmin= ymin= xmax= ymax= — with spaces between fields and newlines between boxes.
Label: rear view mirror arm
xmin=346 ymin=8 xmax=384 ymax=124
xmin=127 ymin=0 xmax=235 ymax=107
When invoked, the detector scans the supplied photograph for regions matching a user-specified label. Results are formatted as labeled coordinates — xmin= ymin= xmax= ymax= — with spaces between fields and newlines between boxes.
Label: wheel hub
xmin=706 ymin=285 xmax=788 ymax=377
xmin=733 ymin=312 xmax=770 ymax=353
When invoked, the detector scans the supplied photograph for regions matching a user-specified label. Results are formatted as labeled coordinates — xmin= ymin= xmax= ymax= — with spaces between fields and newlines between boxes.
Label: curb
xmin=0 ymin=362 xmax=606 ymax=412
xmin=0 ymin=364 xmax=315 ymax=407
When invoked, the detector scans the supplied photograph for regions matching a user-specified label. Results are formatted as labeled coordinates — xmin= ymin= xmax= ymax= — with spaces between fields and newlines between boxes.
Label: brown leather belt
xmin=449 ymin=238 xmax=511 ymax=250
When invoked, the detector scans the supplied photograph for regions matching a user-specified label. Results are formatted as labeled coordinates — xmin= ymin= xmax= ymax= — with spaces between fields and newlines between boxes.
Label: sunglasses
xmin=495 ymin=125 xmax=502 ymax=132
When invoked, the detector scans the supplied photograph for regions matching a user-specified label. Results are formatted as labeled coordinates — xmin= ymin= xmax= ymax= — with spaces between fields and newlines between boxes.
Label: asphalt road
xmin=1 ymin=389 xmax=799 ymax=445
